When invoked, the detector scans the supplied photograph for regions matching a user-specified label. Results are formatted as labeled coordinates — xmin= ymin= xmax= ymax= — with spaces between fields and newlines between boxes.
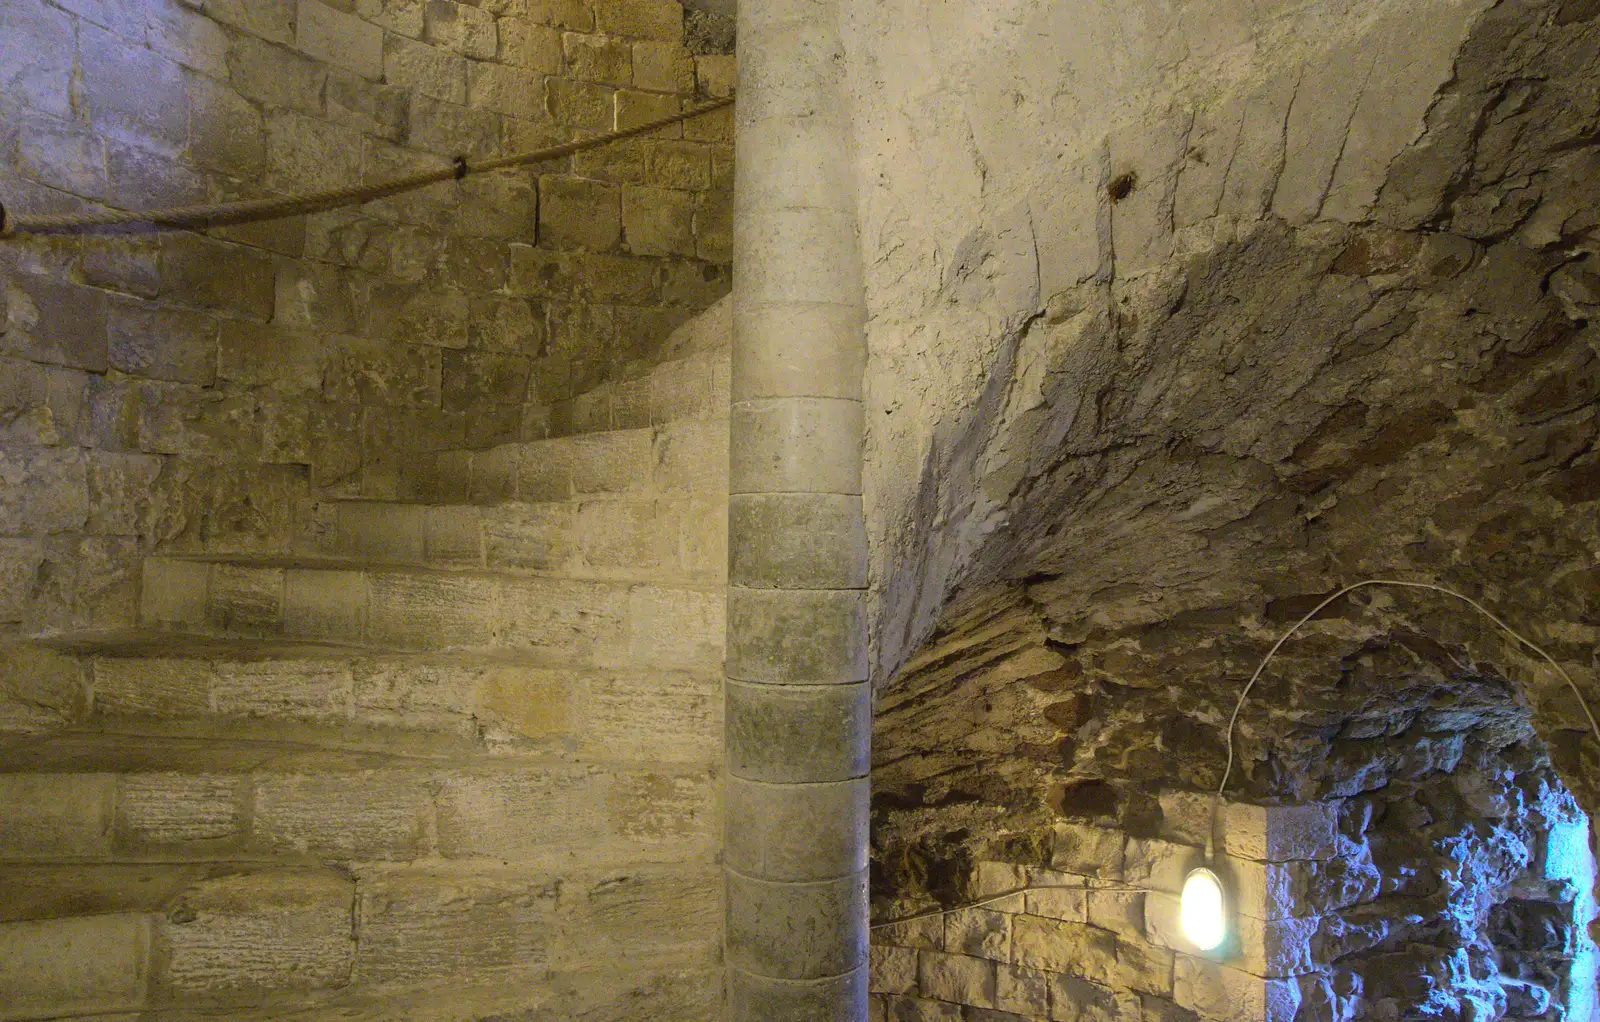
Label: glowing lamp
xmin=1179 ymin=867 xmax=1227 ymax=951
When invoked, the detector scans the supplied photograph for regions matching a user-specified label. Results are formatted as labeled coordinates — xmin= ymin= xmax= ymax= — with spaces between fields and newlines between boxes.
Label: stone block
xmin=139 ymin=558 xmax=210 ymax=629
xmin=190 ymin=76 xmax=269 ymax=175
xmin=267 ymin=110 xmax=366 ymax=192
xmin=254 ymin=772 xmax=429 ymax=858
xmin=106 ymin=297 xmax=217 ymax=386
xmin=623 ymin=184 xmax=696 ymax=256
xmin=118 ymin=773 xmax=244 ymax=848
xmin=356 ymin=0 xmax=427 ymax=36
xmin=1172 ymin=955 xmax=1301 ymax=1022
xmin=436 ymin=768 xmax=607 ymax=859
xmin=726 ymin=586 xmax=869 ymax=685
xmin=1052 ymin=822 xmax=1125 ymax=880
xmin=538 ymin=175 xmax=622 ymax=251
xmin=545 ymin=76 xmax=616 ymax=132
xmin=159 ymin=235 xmax=275 ymax=320
xmin=1048 ymin=975 xmax=1127 ymax=1022
xmin=1025 ymin=867 xmax=1087 ymax=921
xmin=420 ymin=503 xmax=482 ymax=566
xmin=570 ymin=429 xmax=654 ymax=494
xmin=726 ymin=870 xmax=867 ymax=980
xmin=945 ymin=908 xmax=1010 ymax=962
xmin=498 ymin=19 xmax=563 ymax=71
xmin=149 ymin=2 xmax=231 ymax=77
xmin=351 ymin=657 xmax=480 ymax=726
xmin=870 ymin=944 xmax=918 ymax=995
xmin=296 ymin=0 xmax=383 ymax=77
xmin=79 ymin=25 xmax=189 ymax=156
xmin=1125 ymin=836 xmax=1201 ymax=895
xmin=564 ymin=32 xmax=632 ymax=85
xmin=919 ymin=950 xmax=995 ymax=1007
xmin=408 ymin=94 xmax=503 ymax=158
xmin=883 ymin=997 xmax=963 ymax=1022
xmin=0 ymin=774 xmax=114 ymax=859
xmin=0 ymin=0 xmax=75 ymax=117
xmin=627 ymin=584 xmax=722 ymax=668
xmin=228 ymin=34 xmax=327 ymax=114
xmin=1219 ymin=801 xmax=1339 ymax=862
xmin=696 ymin=53 xmax=735 ymax=98
xmin=616 ymin=88 xmax=681 ymax=134
xmin=0 ymin=447 xmax=90 ymax=534
xmin=725 ymin=680 xmax=869 ymax=784
xmin=3 ymin=273 xmax=109 ymax=372
xmin=12 ymin=113 xmax=108 ymax=201
xmin=475 ymin=663 xmax=571 ymax=741
xmin=206 ymin=564 xmax=284 ymax=634
xmin=326 ymin=70 xmax=409 ymax=142
xmin=1010 ymin=916 xmax=1115 ymax=984
xmin=355 ymin=869 xmax=556 ymax=984
xmin=481 ymin=501 xmax=571 ymax=571
xmin=1114 ymin=938 xmax=1174 ymax=996
xmin=731 ymin=396 xmax=860 ymax=496
xmin=90 ymin=657 xmax=209 ymax=718
xmin=325 ymin=339 xmax=444 ymax=409
xmin=996 ymin=963 xmax=1050 ymax=1016
xmin=0 ymin=914 xmax=151 ymax=1019
xmin=367 ymin=571 xmax=497 ymax=649
xmin=724 ymin=775 xmax=866 ymax=881
xmin=498 ymin=577 xmax=628 ymax=662
xmin=209 ymin=0 xmax=296 ymax=43
xmin=283 ymin=568 xmax=369 ymax=641
xmin=596 ymin=0 xmax=683 ymax=41
xmin=732 ymin=301 xmax=865 ymax=402
xmin=633 ymin=41 xmax=693 ymax=92
xmin=467 ymin=60 xmax=540 ymax=118
xmin=424 ymin=0 xmax=497 ymax=57
xmin=385 ymin=33 xmax=466 ymax=104
xmin=468 ymin=295 xmax=545 ymax=350
xmin=574 ymin=499 xmax=675 ymax=574
xmin=581 ymin=669 xmax=718 ymax=763
xmin=729 ymin=492 xmax=867 ymax=589
xmin=1086 ymin=886 xmax=1145 ymax=942
xmin=159 ymin=869 xmax=354 ymax=995
xmin=368 ymin=283 xmax=471 ymax=349
xmin=211 ymin=660 xmax=353 ymax=721
xmin=608 ymin=767 xmax=716 ymax=844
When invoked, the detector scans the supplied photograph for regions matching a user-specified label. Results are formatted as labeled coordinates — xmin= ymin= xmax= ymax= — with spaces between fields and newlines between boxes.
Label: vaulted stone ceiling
xmin=871 ymin=0 xmax=1600 ymax=912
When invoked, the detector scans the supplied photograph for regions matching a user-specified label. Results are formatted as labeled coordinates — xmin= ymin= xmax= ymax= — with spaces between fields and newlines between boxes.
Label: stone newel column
xmin=724 ymin=0 xmax=870 ymax=1017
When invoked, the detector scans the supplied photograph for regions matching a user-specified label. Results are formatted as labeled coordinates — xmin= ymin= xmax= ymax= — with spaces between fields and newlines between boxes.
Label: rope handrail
xmin=0 ymin=96 xmax=734 ymax=238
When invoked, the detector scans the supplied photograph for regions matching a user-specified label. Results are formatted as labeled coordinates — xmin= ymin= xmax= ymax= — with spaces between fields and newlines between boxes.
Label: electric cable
xmin=870 ymin=879 xmax=1167 ymax=930
xmin=0 ymin=97 xmax=734 ymax=238
xmin=1218 ymin=578 xmax=1600 ymax=803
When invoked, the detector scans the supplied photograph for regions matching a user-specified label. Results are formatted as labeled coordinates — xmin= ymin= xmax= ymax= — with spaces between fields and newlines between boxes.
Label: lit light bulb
xmin=1179 ymin=867 xmax=1227 ymax=951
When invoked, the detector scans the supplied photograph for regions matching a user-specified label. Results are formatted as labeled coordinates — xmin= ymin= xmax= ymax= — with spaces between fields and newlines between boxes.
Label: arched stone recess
xmin=868 ymin=0 xmax=1600 ymax=1016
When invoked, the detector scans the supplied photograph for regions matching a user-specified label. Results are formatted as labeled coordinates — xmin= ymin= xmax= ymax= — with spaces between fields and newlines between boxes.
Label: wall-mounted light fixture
xmin=1179 ymin=865 xmax=1227 ymax=951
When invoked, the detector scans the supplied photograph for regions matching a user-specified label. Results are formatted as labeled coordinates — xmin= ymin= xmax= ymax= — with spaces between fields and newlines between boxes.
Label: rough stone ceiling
xmin=908 ymin=0 xmax=1600 ymax=650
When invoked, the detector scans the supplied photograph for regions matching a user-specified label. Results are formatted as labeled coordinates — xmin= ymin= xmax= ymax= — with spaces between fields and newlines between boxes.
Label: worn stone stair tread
xmin=0 ymin=861 xmax=314 ymax=924
xmin=143 ymin=552 xmax=727 ymax=588
xmin=0 ymin=726 xmax=496 ymax=775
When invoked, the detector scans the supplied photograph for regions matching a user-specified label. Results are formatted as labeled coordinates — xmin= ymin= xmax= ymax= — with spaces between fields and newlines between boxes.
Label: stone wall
xmin=871 ymin=601 xmax=1599 ymax=1021
xmin=0 ymin=0 xmax=733 ymax=1017
xmin=0 ymin=0 xmax=733 ymax=635
xmin=873 ymin=767 xmax=1595 ymax=1022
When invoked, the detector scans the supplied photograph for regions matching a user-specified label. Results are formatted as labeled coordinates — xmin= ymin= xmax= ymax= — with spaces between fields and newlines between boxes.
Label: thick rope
xmin=0 ymin=97 xmax=733 ymax=238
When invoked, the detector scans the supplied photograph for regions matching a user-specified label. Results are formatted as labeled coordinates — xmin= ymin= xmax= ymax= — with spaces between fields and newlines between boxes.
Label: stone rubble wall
xmin=870 ymin=608 xmax=1600 ymax=1021
xmin=872 ymin=785 xmax=1595 ymax=1022
xmin=0 ymin=0 xmax=733 ymax=636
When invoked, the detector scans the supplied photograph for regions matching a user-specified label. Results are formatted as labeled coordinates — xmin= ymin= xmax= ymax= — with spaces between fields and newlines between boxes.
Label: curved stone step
xmin=415 ymin=416 xmax=728 ymax=506
xmin=303 ymin=494 xmax=726 ymax=584
xmin=137 ymin=556 xmax=725 ymax=667
xmin=12 ymin=633 xmax=720 ymax=763
xmin=0 ymin=729 xmax=717 ymax=868
xmin=0 ymin=860 xmax=718 ymax=1022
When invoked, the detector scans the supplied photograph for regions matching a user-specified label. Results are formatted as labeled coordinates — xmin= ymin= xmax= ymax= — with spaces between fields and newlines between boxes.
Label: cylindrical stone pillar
xmin=725 ymin=0 xmax=869 ymax=1018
